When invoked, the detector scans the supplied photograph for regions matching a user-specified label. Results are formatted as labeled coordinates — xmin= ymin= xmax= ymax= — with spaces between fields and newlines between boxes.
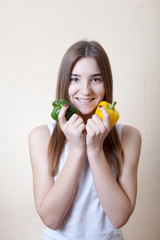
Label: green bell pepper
xmin=51 ymin=99 xmax=80 ymax=121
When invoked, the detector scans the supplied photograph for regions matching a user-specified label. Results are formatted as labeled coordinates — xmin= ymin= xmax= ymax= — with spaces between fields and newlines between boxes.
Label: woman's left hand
xmin=86 ymin=106 xmax=111 ymax=152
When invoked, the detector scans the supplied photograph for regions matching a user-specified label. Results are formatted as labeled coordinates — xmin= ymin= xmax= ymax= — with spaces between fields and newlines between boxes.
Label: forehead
xmin=72 ymin=57 xmax=100 ymax=74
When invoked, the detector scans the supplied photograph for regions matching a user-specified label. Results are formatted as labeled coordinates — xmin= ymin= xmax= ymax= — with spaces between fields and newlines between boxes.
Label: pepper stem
xmin=107 ymin=101 xmax=117 ymax=111
xmin=52 ymin=99 xmax=59 ymax=107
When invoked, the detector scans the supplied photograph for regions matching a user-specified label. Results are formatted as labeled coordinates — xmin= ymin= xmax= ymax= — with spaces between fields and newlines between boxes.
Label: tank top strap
xmin=116 ymin=123 xmax=124 ymax=141
xmin=46 ymin=121 xmax=56 ymax=135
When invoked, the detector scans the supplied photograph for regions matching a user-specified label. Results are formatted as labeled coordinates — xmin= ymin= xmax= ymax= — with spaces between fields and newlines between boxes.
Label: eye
xmin=92 ymin=78 xmax=101 ymax=82
xmin=70 ymin=77 xmax=79 ymax=82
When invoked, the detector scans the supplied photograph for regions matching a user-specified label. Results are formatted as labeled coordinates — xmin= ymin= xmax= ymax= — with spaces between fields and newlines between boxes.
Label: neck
xmin=81 ymin=112 xmax=94 ymax=124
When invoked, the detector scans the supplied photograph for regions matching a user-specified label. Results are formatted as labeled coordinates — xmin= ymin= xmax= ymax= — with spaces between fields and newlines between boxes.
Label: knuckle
xmin=101 ymin=128 xmax=106 ymax=134
xmin=105 ymin=114 xmax=110 ymax=120
xmin=58 ymin=114 xmax=63 ymax=121
xmin=90 ymin=130 xmax=95 ymax=136
xmin=72 ymin=113 xmax=78 ymax=119
xmin=80 ymin=118 xmax=84 ymax=124
xmin=77 ymin=118 xmax=83 ymax=125
xmin=87 ymin=119 xmax=92 ymax=124
xmin=62 ymin=125 xmax=67 ymax=132
xmin=103 ymin=116 xmax=110 ymax=124
xmin=92 ymin=114 xmax=96 ymax=119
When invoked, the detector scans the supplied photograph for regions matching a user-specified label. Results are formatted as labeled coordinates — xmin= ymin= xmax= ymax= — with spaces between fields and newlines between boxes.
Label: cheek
xmin=95 ymin=86 xmax=105 ymax=100
xmin=101 ymin=89 xmax=106 ymax=99
xmin=67 ymin=84 xmax=77 ymax=98
xmin=67 ymin=86 xmax=73 ymax=98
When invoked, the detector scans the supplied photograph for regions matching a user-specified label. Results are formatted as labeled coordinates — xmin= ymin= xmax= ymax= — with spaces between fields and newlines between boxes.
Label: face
xmin=68 ymin=57 xmax=105 ymax=120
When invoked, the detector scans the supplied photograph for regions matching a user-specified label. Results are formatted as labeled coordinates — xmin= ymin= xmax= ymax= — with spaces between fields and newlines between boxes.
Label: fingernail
xmin=99 ymin=105 xmax=102 ymax=108
xmin=64 ymin=104 xmax=68 ymax=107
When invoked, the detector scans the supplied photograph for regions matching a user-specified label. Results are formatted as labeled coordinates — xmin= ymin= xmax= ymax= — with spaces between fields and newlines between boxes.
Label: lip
xmin=76 ymin=97 xmax=95 ymax=103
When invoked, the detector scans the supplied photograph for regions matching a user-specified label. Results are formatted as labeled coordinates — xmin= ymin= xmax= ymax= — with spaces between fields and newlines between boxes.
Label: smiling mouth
xmin=76 ymin=98 xmax=94 ymax=103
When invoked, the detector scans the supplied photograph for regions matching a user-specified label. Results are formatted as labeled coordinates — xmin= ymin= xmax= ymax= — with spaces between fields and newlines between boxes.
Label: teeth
xmin=77 ymin=98 xmax=93 ymax=103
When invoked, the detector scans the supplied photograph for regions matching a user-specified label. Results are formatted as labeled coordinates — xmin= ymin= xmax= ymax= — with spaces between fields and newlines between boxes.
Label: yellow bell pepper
xmin=95 ymin=101 xmax=119 ymax=127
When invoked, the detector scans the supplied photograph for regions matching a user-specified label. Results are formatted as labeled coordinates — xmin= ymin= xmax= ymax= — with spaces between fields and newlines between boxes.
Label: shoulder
xmin=28 ymin=125 xmax=52 ymax=169
xmin=121 ymin=125 xmax=142 ymax=146
xmin=28 ymin=125 xmax=51 ymax=157
xmin=121 ymin=125 xmax=142 ymax=167
xmin=29 ymin=125 xmax=51 ymax=143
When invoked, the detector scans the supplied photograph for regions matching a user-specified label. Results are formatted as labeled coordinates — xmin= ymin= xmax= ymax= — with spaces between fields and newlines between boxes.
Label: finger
xmin=91 ymin=114 xmax=105 ymax=132
xmin=92 ymin=114 xmax=103 ymax=125
xmin=68 ymin=113 xmax=81 ymax=125
xmin=98 ymin=105 xmax=110 ymax=129
xmin=86 ymin=122 xmax=95 ymax=136
xmin=87 ymin=118 xmax=98 ymax=133
xmin=72 ymin=116 xmax=84 ymax=129
xmin=87 ymin=118 xmax=96 ymax=129
xmin=78 ymin=123 xmax=86 ymax=135
xmin=58 ymin=104 xmax=68 ymax=126
xmin=88 ymin=115 xmax=108 ymax=136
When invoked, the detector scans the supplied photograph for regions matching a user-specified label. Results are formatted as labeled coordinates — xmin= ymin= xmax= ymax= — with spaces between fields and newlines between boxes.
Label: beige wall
xmin=0 ymin=0 xmax=160 ymax=239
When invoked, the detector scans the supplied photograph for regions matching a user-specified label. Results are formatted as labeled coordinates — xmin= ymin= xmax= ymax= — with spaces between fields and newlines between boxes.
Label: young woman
xmin=28 ymin=40 xmax=142 ymax=240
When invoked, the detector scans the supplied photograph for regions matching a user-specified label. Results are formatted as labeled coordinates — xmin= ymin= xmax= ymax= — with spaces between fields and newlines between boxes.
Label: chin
xmin=80 ymin=110 xmax=95 ymax=118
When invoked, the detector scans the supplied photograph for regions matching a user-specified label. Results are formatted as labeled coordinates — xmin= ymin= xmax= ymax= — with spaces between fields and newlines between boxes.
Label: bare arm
xmin=28 ymin=106 xmax=86 ymax=229
xmin=86 ymin=108 xmax=142 ymax=228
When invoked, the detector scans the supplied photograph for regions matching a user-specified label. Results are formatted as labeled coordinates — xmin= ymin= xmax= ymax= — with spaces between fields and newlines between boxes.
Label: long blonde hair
xmin=48 ymin=41 xmax=123 ymax=179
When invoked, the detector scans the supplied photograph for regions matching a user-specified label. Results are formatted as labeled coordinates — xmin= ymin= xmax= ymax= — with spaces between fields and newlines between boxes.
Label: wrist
xmin=87 ymin=146 xmax=104 ymax=158
xmin=69 ymin=146 xmax=86 ymax=156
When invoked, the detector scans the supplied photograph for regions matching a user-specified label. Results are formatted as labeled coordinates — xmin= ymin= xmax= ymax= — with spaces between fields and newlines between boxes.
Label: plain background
xmin=0 ymin=0 xmax=160 ymax=239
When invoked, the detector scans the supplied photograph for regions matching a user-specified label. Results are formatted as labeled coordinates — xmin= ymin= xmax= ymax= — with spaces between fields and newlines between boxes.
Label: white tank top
xmin=42 ymin=122 xmax=124 ymax=240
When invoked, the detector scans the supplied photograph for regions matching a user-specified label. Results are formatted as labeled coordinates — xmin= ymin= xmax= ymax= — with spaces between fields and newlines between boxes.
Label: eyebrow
xmin=91 ymin=73 xmax=102 ymax=77
xmin=70 ymin=73 xmax=102 ymax=77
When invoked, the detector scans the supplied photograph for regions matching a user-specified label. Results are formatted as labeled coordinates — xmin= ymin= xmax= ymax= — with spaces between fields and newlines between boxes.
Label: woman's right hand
xmin=58 ymin=104 xmax=86 ymax=151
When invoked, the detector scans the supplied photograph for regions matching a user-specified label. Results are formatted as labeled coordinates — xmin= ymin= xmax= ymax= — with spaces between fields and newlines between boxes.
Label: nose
xmin=80 ymin=81 xmax=92 ymax=95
